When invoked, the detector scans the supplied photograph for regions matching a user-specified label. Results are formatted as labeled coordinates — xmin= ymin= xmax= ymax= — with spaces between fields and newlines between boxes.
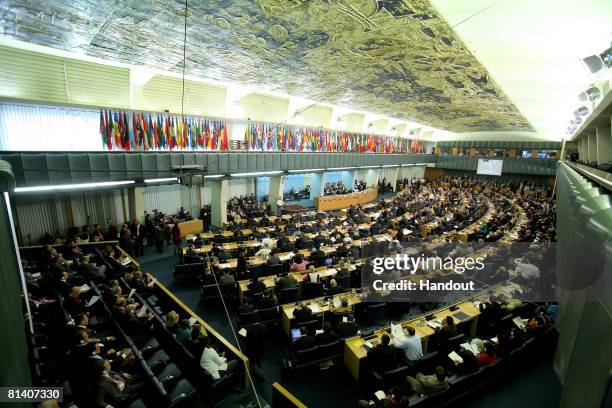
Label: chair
xmin=259 ymin=306 xmax=280 ymax=322
xmin=200 ymin=284 xmax=221 ymax=303
xmin=237 ymin=309 xmax=260 ymax=326
xmin=279 ymin=287 xmax=299 ymax=304
xmin=414 ymin=351 xmax=439 ymax=374
xmin=263 ymin=263 xmax=284 ymax=277
xmin=334 ymin=274 xmax=350 ymax=290
xmin=157 ymin=363 xmax=182 ymax=390
xmin=365 ymin=303 xmax=387 ymax=324
xmin=318 ymin=340 xmax=342 ymax=359
xmin=447 ymin=333 xmax=465 ymax=351
xmin=146 ymin=349 xmax=171 ymax=375
xmin=382 ymin=365 xmax=410 ymax=388
xmin=167 ymin=378 xmax=197 ymax=408
xmin=299 ymin=319 xmax=321 ymax=335
xmin=294 ymin=346 xmax=319 ymax=364
xmin=302 ymin=282 xmax=324 ymax=299
xmin=248 ymin=264 xmax=264 ymax=278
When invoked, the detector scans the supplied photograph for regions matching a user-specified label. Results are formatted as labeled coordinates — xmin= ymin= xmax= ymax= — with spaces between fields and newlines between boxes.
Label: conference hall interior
xmin=0 ymin=1 xmax=610 ymax=407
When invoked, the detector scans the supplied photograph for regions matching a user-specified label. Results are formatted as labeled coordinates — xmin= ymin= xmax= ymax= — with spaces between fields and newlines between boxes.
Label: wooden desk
xmin=238 ymin=264 xmax=358 ymax=300
xmin=342 ymin=279 xmax=521 ymax=381
xmin=166 ymin=219 xmax=203 ymax=238
xmin=315 ymin=187 xmax=378 ymax=211
xmin=281 ymin=291 xmax=363 ymax=337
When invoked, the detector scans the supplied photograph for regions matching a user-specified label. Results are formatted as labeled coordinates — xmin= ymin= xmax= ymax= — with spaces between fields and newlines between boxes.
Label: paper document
xmin=333 ymin=296 xmax=342 ymax=308
xmin=315 ymin=329 xmax=324 ymax=335
xmin=427 ymin=321 xmax=441 ymax=330
xmin=390 ymin=323 xmax=405 ymax=338
xmin=342 ymin=316 xmax=348 ymax=323
xmin=512 ymin=316 xmax=525 ymax=329
xmin=86 ymin=295 xmax=100 ymax=307
xmin=137 ymin=304 xmax=148 ymax=317
xmin=460 ymin=342 xmax=479 ymax=355
xmin=490 ymin=337 xmax=499 ymax=344
xmin=448 ymin=351 xmax=464 ymax=364
xmin=128 ymin=288 xmax=136 ymax=299
xmin=374 ymin=391 xmax=386 ymax=400
xmin=238 ymin=328 xmax=247 ymax=337
xmin=79 ymin=284 xmax=91 ymax=293
xmin=307 ymin=304 xmax=322 ymax=314
xmin=309 ymin=273 xmax=319 ymax=283
xmin=188 ymin=317 xmax=197 ymax=326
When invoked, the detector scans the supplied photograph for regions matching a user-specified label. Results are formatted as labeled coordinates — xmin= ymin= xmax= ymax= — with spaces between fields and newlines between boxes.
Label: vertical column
xmin=309 ymin=173 xmax=323 ymax=199
xmin=365 ymin=169 xmax=379 ymax=187
xmin=386 ymin=167 xmax=399 ymax=191
xmin=596 ymin=124 xmax=612 ymax=165
xmin=269 ymin=175 xmax=285 ymax=214
xmin=210 ymin=179 xmax=228 ymax=229
xmin=588 ymin=133 xmax=597 ymax=163
xmin=582 ymin=137 xmax=588 ymax=162
xmin=128 ymin=186 xmax=144 ymax=222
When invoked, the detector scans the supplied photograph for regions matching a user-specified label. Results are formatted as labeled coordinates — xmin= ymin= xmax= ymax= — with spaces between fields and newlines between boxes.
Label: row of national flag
xmin=244 ymin=122 xmax=423 ymax=153
xmin=99 ymin=110 xmax=229 ymax=151
xmin=99 ymin=109 xmax=423 ymax=154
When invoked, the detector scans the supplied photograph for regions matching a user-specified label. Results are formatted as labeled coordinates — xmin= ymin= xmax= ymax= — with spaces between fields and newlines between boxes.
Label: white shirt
xmin=392 ymin=333 xmax=423 ymax=361
xmin=512 ymin=260 xmax=540 ymax=279
xmin=255 ymin=248 xmax=272 ymax=258
xmin=261 ymin=237 xmax=274 ymax=249
xmin=277 ymin=199 xmax=283 ymax=207
xmin=200 ymin=347 xmax=227 ymax=380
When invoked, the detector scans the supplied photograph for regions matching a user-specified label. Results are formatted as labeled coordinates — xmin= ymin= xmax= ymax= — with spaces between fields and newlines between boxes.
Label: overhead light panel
xmin=326 ymin=167 xmax=356 ymax=171
xmin=576 ymin=106 xmax=590 ymax=117
xmin=15 ymin=180 xmax=135 ymax=193
xmin=144 ymin=177 xmax=176 ymax=183
xmin=382 ymin=164 xmax=399 ymax=168
xmin=287 ymin=168 xmax=325 ymax=173
xmin=586 ymin=86 xmax=601 ymax=101
xmin=204 ymin=175 xmax=225 ymax=179
xmin=230 ymin=171 xmax=284 ymax=177
xmin=582 ymin=55 xmax=605 ymax=75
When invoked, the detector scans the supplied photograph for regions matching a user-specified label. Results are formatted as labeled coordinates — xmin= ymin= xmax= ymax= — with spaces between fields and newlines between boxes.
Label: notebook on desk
xmin=453 ymin=311 xmax=471 ymax=321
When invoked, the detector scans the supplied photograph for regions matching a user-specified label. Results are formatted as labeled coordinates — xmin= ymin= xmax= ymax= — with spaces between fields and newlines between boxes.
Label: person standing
xmin=172 ymin=221 xmax=182 ymax=255
xmin=276 ymin=198 xmax=284 ymax=217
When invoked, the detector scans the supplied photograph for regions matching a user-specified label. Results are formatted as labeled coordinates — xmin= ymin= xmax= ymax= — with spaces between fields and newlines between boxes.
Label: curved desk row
xmin=315 ymin=187 xmax=378 ymax=211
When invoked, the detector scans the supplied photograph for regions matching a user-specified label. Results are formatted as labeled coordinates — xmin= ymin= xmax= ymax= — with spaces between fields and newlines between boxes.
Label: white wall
xmin=228 ymin=178 xmax=254 ymax=198
xmin=399 ymin=165 xmax=426 ymax=180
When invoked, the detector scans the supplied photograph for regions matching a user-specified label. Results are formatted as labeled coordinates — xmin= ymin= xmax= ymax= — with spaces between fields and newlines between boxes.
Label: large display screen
xmin=477 ymin=159 xmax=503 ymax=176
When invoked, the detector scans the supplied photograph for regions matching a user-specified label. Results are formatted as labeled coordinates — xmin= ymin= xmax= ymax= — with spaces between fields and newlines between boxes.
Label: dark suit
xmin=293 ymin=335 xmax=316 ymax=352
xmin=293 ymin=307 xmax=313 ymax=323
xmin=276 ymin=276 xmax=297 ymax=292
xmin=367 ymin=344 xmax=397 ymax=373
xmin=337 ymin=321 xmax=359 ymax=338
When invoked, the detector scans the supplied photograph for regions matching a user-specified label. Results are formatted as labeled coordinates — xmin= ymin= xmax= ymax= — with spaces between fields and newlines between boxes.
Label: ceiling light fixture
xmin=144 ymin=177 xmax=176 ymax=183
xmin=15 ymin=180 xmax=135 ymax=193
xmin=287 ymin=168 xmax=325 ymax=173
xmin=230 ymin=171 xmax=284 ymax=177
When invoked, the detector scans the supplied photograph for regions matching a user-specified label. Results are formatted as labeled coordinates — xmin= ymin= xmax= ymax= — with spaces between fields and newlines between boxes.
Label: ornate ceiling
xmin=0 ymin=0 xmax=534 ymax=132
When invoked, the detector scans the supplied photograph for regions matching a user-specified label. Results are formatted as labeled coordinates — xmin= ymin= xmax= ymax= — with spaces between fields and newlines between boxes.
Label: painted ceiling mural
xmin=0 ymin=0 xmax=534 ymax=132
